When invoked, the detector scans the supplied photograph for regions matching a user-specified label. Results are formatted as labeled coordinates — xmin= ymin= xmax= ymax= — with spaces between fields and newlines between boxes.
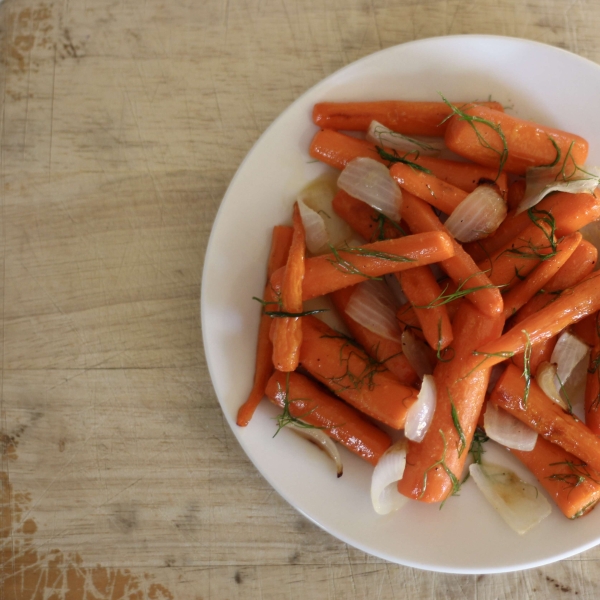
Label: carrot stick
xmin=390 ymin=162 xmax=468 ymax=215
xmin=299 ymin=316 xmax=419 ymax=429
xmin=309 ymin=130 xmax=385 ymax=170
xmin=501 ymin=232 xmax=582 ymax=319
xmin=270 ymin=203 xmax=306 ymax=372
xmin=444 ymin=105 xmax=589 ymax=175
xmin=474 ymin=271 xmax=600 ymax=371
xmin=399 ymin=267 xmax=453 ymax=351
xmin=585 ymin=342 xmax=600 ymax=435
xmin=330 ymin=286 xmax=418 ymax=386
xmin=510 ymin=435 xmax=600 ymax=519
xmin=265 ymin=370 xmax=392 ymax=465
xmin=269 ymin=231 xmax=455 ymax=301
xmin=237 ymin=226 xmax=294 ymax=426
xmin=490 ymin=363 xmax=600 ymax=474
xmin=398 ymin=302 xmax=505 ymax=503
xmin=401 ymin=191 xmax=504 ymax=317
xmin=512 ymin=336 xmax=558 ymax=375
xmin=312 ymin=100 xmax=504 ymax=135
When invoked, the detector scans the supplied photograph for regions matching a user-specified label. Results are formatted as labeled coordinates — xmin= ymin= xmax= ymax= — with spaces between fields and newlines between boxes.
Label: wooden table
xmin=2 ymin=0 xmax=600 ymax=597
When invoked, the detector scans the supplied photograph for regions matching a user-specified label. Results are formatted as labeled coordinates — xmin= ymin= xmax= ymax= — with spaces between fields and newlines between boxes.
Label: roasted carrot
xmin=399 ymin=267 xmax=453 ymax=351
xmin=309 ymin=130 xmax=385 ymax=170
xmin=330 ymin=286 xmax=418 ymax=386
xmin=269 ymin=231 xmax=455 ymax=301
xmin=506 ymin=179 xmax=526 ymax=212
xmin=398 ymin=301 xmax=505 ymax=503
xmin=510 ymin=435 xmax=600 ymax=520
xmin=265 ymin=370 xmax=392 ymax=465
xmin=444 ymin=105 xmax=589 ymax=175
xmin=299 ymin=316 xmax=419 ymax=429
xmin=585 ymin=342 xmax=600 ymax=435
xmin=490 ymin=363 xmax=600 ymax=474
xmin=511 ymin=336 xmax=558 ymax=375
xmin=390 ymin=162 xmax=468 ymax=215
xmin=572 ymin=311 xmax=600 ymax=347
xmin=270 ymin=203 xmax=306 ymax=372
xmin=312 ymin=100 xmax=504 ymax=135
xmin=401 ymin=191 xmax=504 ymax=317
xmin=237 ymin=226 xmax=294 ymax=427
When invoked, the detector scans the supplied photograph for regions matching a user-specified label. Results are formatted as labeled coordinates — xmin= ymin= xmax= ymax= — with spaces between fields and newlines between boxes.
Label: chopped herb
xmin=413 ymin=273 xmax=501 ymax=309
xmin=327 ymin=243 xmax=416 ymax=279
xmin=469 ymin=428 xmax=489 ymax=465
xmin=449 ymin=392 xmax=467 ymax=457
xmin=372 ymin=209 xmax=407 ymax=241
xmin=547 ymin=460 xmax=600 ymax=492
xmin=436 ymin=319 xmax=455 ymax=363
xmin=522 ymin=330 xmax=532 ymax=407
xmin=273 ymin=374 xmax=324 ymax=437
xmin=264 ymin=309 xmax=328 ymax=318
xmin=375 ymin=146 xmax=433 ymax=173
xmin=420 ymin=429 xmax=462 ymax=507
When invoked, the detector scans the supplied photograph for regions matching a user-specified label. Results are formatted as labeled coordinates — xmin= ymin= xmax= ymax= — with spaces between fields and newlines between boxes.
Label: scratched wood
xmin=2 ymin=0 xmax=600 ymax=598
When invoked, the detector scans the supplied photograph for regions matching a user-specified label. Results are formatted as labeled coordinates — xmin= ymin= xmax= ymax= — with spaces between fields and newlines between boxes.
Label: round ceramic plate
xmin=201 ymin=35 xmax=600 ymax=574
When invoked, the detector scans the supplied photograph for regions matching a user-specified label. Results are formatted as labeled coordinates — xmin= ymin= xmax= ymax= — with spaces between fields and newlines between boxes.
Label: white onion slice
xmin=551 ymin=330 xmax=589 ymax=386
xmin=366 ymin=120 xmax=444 ymax=156
xmin=444 ymin=185 xmax=507 ymax=242
xmin=517 ymin=165 xmax=600 ymax=214
xmin=405 ymin=375 xmax=436 ymax=442
xmin=345 ymin=280 xmax=402 ymax=343
xmin=337 ymin=157 xmax=402 ymax=221
xmin=401 ymin=329 xmax=435 ymax=380
xmin=371 ymin=439 xmax=409 ymax=515
xmin=289 ymin=422 xmax=343 ymax=478
xmin=484 ymin=402 xmax=538 ymax=451
xmin=469 ymin=462 xmax=551 ymax=534
xmin=536 ymin=361 xmax=569 ymax=411
xmin=298 ymin=199 xmax=329 ymax=254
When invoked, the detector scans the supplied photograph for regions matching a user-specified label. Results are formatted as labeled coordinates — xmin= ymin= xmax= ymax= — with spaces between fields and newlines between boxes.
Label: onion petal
xmin=345 ymin=280 xmax=402 ymax=343
xmin=401 ymin=329 xmax=435 ymax=380
xmin=444 ymin=185 xmax=507 ymax=242
xmin=551 ymin=330 xmax=589 ymax=387
xmin=289 ymin=422 xmax=343 ymax=478
xmin=469 ymin=462 xmax=551 ymax=534
xmin=298 ymin=199 xmax=329 ymax=254
xmin=371 ymin=439 xmax=409 ymax=515
xmin=366 ymin=120 xmax=444 ymax=156
xmin=337 ymin=157 xmax=402 ymax=221
xmin=484 ymin=401 xmax=538 ymax=451
xmin=536 ymin=361 xmax=569 ymax=411
xmin=405 ymin=374 xmax=436 ymax=442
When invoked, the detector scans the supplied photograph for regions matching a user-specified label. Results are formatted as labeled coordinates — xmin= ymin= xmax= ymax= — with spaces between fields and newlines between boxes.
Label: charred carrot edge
xmin=312 ymin=100 xmax=504 ymax=135
xmin=399 ymin=267 xmax=453 ymax=352
xmin=510 ymin=435 xmax=600 ymax=520
xmin=585 ymin=342 xmax=600 ymax=435
xmin=270 ymin=203 xmax=306 ymax=372
xmin=398 ymin=302 xmax=505 ymax=503
xmin=329 ymin=286 xmax=418 ymax=386
xmin=444 ymin=105 xmax=589 ymax=175
xmin=265 ymin=370 xmax=392 ymax=466
xmin=270 ymin=231 xmax=455 ymax=301
xmin=490 ymin=363 xmax=600 ymax=475
xmin=390 ymin=162 xmax=468 ymax=215
xmin=401 ymin=191 xmax=504 ymax=317
xmin=299 ymin=315 xmax=419 ymax=429
xmin=237 ymin=226 xmax=294 ymax=427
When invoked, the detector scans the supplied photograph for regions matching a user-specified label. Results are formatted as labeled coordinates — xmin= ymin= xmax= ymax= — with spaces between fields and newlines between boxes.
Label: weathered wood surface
xmin=2 ymin=0 xmax=600 ymax=597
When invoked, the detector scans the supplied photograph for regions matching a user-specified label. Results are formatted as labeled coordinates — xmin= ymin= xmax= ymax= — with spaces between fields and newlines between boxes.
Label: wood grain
xmin=2 ymin=0 xmax=600 ymax=597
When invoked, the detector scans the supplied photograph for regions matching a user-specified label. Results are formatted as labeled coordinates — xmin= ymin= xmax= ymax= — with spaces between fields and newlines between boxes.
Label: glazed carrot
xmin=490 ymin=363 xmax=600 ymax=474
xmin=401 ymin=191 xmax=504 ymax=317
xmin=501 ymin=232 xmax=582 ymax=319
xmin=571 ymin=311 xmax=600 ymax=347
xmin=299 ymin=316 xmax=419 ymax=429
xmin=237 ymin=226 xmax=294 ymax=427
xmin=330 ymin=286 xmax=418 ymax=386
xmin=390 ymin=162 xmax=468 ymax=215
xmin=270 ymin=203 xmax=306 ymax=372
xmin=510 ymin=435 xmax=600 ymax=519
xmin=269 ymin=231 xmax=455 ymax=301
xmin=511 ymin=336 xmax=558 ymax=375
xmin=312 ymin=100 xmax=504 ymax=135
xmin=309 ymin=130 xmax=385 ymax=170
xmin=585 ymin=343 xmax=600 ymax=435
xmin=265 ymin=370 xmax=392 ymax=465
xmin=444 ymin=105 xmax=589 ymax=175
xmin=474 ymin=271 xmax=600 ymax=371
xmin=399 ymin=267 xmax=453 ymax=351
xmin=396 ymin=301 xmax=423 ymax=333
xmin=398 ymin=302 xmax=505 ymax=503
xmin=506 ymin=179 xmax=526 ymax=212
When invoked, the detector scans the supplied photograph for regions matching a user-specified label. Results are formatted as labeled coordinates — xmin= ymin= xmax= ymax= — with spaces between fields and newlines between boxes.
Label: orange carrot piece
xmin=309 ymin=130 xmax=385 ymax=170
xmin=265 ymin=370 xmax=392 ymax=465
xmin=390 ymin=162 xmax=468 ymax=215
xmin=512 ymin=335 xmax=558 ymax=375
xmin=490 ymin=363 xmax=600 ymax=474
xmin=399 ymin=267 xmax=453 ymax=351
xmin=506 ymin=179 xmax=526 ymax=212
xmin=510 ymin=435 xmax=600 ymax=520
xmin=269 ymin=231 xmax=455 ymax=301
xmin=398 ymin=302 xmax=505 ymax=503
xmin=237 ymin=226 xmax=294 ymax=426
xmin=396 ymin=301 xmax=424 ymax=334
xmin=444 ymin=105 xmax=589 ymax=175
xmin=270 ymin=204 xmax=306 ymax=372
xmin=401 ymin=191 xmax=504 ymax=317
xmin=330 ymin=286 xmax=418 ymax=386
xmin=572 ymin=311 xmax=600 ymax=347
xmin=299 ymin=316 xmax=418 ymax=429
xmin=475 ymin=271 xmax=600 ymax=371
xmin=585 ymin=341 xmax=600 ymax=435
xmin=312 ymin=100 xmax=504 ymax=135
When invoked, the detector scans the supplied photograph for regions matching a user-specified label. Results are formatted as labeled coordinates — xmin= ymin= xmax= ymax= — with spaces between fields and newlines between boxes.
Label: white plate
xmin=201 ymin=35 xmax=600 ymax=574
